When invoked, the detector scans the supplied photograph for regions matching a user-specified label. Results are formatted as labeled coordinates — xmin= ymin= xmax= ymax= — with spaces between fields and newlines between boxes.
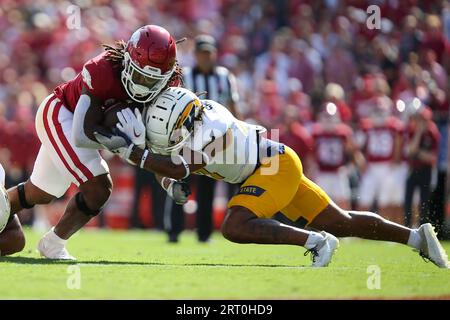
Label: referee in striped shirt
xmin=165 ymin=34 xmax=239 ymax=243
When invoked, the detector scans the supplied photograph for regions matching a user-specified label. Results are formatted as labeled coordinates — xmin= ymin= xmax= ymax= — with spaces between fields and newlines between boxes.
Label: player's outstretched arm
xmin=128 ymin=146 xmax=206 ymax=180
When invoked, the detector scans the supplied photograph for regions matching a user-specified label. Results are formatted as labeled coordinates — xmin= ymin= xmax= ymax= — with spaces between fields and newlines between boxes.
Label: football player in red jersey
xmin=311 ymin=103 xmax=364 ymax=209
xmin=0 ymin=25 xmax=181 ymax=259
xmin=357 ymin=99 xmax=405 ymax=223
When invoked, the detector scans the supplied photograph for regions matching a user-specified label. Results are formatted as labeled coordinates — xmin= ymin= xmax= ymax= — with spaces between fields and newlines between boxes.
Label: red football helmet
xmin=121 ymin=25 xmax=177 ymax=103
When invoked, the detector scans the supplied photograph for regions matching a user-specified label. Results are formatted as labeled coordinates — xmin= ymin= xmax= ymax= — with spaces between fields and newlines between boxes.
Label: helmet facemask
xmin=121 ymin=52 xmax=175 ymax=104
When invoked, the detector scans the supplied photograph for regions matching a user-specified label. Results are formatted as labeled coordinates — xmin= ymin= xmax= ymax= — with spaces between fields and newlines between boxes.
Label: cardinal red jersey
xmin=279 ymin=122 xmax=313 ymax=159
xmin=359 ymin=117 xmax=403 ymax=163
xmin=352 ymin=95 xmax=393 ymax=123
xmin=53 ymin=51 xmax=129 ymax=112
xmin=311 ymin=123 xmax=352 ymax=172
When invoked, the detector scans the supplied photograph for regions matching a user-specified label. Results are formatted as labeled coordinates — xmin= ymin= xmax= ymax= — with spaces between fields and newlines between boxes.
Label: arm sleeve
xmin=72 ymin=94 xmax=104 ymax=149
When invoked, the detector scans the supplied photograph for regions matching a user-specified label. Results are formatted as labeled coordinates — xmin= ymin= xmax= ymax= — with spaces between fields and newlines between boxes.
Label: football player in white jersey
xmin=95 ymin=87 xmax=449 ymax=268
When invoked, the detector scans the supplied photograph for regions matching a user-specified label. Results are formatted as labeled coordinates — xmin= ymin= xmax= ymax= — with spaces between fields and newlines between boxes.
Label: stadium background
xmin=0 ymin=0 xmax=449 ymax=234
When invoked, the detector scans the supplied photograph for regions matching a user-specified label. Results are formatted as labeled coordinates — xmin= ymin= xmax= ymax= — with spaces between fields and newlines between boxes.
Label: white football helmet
xmin=145 ymin=87 xmax=202 ymax=154
xmin=0 ymin=165 xmax=11 ymax=233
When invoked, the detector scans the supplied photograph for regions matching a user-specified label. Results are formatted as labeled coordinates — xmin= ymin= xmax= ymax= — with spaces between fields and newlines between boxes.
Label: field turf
xmin=0 ymin=228 xmax=449 ymax=299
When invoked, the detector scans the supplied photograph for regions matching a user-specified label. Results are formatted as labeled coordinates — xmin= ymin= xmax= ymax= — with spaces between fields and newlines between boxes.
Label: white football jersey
xmin=188 ymin=100 xmax=262 ymax=184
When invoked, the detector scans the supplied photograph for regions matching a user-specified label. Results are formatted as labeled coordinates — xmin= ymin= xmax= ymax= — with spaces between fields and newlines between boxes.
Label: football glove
xmin=116 ymin=108 xmax=146 ymax=148
xmin=163 ymin=178 xmax=191 ymax=205
xmin=93 ymin=128 xmax=134 ymax=160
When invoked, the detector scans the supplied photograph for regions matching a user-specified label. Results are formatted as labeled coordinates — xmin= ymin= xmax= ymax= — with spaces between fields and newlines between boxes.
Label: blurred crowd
xmin=0 ymin=0 xmax=449 ymax=232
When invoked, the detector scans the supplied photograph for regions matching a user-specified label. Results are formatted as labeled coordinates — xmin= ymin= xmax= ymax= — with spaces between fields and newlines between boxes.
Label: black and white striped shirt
xmin=182 ymin=66 xmax=239 ymax=108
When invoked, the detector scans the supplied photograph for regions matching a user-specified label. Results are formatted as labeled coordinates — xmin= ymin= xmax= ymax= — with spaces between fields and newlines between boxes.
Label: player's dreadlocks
xmin=102 ymin=38 xmax=185 ymax=89
xmin=102 ymin=40 xmax=127 ymax=62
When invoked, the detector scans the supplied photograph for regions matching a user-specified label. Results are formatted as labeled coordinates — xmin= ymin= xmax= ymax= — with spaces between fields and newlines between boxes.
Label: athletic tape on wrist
xmin=161 ymin=177 xmax=171 ymax=191
xmin=140 ymin=149 xmax=149 ymax=169
xmin=177 ymin=155 xmax=190 ymax=179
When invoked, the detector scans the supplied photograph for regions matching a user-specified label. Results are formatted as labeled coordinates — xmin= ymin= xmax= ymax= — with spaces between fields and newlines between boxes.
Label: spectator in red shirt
xmin=420 ymin=15 xmax=450 ymax=65
xmin=323 ymin=42 xmax=357 ymax=93
xmin=254 ymin=79 xmax=284 ymax=128
xmin=399 ymin=15 xmax=421 ymax=63
xmin=288 ymin=41 xmax=316 ymax=95
xmin=422 ymin=49 xmax=448 ymax=91
xmin=278 ymin=104 xmax=313 ymax=175
xmin=285 ymin=78 xmax=313 ymax=125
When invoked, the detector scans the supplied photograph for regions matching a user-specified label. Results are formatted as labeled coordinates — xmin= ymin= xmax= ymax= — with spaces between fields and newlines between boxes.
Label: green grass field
xmin=0 ymin=228 xmax=449 ymax=299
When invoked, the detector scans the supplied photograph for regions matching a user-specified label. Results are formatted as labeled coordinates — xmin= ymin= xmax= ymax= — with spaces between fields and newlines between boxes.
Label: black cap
xmin=195 ymin=34 xmax=217 ymax=52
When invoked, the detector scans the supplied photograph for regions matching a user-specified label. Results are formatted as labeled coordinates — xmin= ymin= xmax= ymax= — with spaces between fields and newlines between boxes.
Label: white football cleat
xmin=37 ymin=228 xmax=76 ymax=260
xmin=304 ymin=231 xmax=339 ymax=267
xmin=417 ymin=223 xmax=449 ymax=269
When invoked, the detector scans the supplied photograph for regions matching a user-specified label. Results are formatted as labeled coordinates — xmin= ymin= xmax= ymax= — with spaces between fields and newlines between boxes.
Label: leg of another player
xmin=1 ymin=181 xmax=56 ymax=256
xmin=0 ymin=216 xmax=25 ymax=256
xmin=7 ymin=180 xmax=56 ymax=214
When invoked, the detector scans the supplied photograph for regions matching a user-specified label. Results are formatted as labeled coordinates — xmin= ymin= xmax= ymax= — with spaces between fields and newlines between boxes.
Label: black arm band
xmin=17 ymin=183 xmax=34 ymax=209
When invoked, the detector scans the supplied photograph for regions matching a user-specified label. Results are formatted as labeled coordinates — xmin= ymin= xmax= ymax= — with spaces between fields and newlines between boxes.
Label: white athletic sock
xmin=407 ymin=229 xmax=421 ymax=250
xmin=46 ymin=227 xmax=67 ymax=245
xmin=304 ymin=232 xmax=324 ymax=249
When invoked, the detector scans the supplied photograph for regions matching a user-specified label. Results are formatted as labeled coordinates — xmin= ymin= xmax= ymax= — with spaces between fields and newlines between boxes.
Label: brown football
xmin=101 ymin=101 xmax=144 ymax=130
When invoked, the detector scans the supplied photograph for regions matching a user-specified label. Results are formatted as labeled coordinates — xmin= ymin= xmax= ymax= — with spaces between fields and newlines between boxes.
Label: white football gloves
xmin=116 ymin=108 xmax=146 ymax=148
xmin=94 ymin=107 xmax=146 ymax=162
xmin=162 ymin=177 xmax=191 ymax=205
